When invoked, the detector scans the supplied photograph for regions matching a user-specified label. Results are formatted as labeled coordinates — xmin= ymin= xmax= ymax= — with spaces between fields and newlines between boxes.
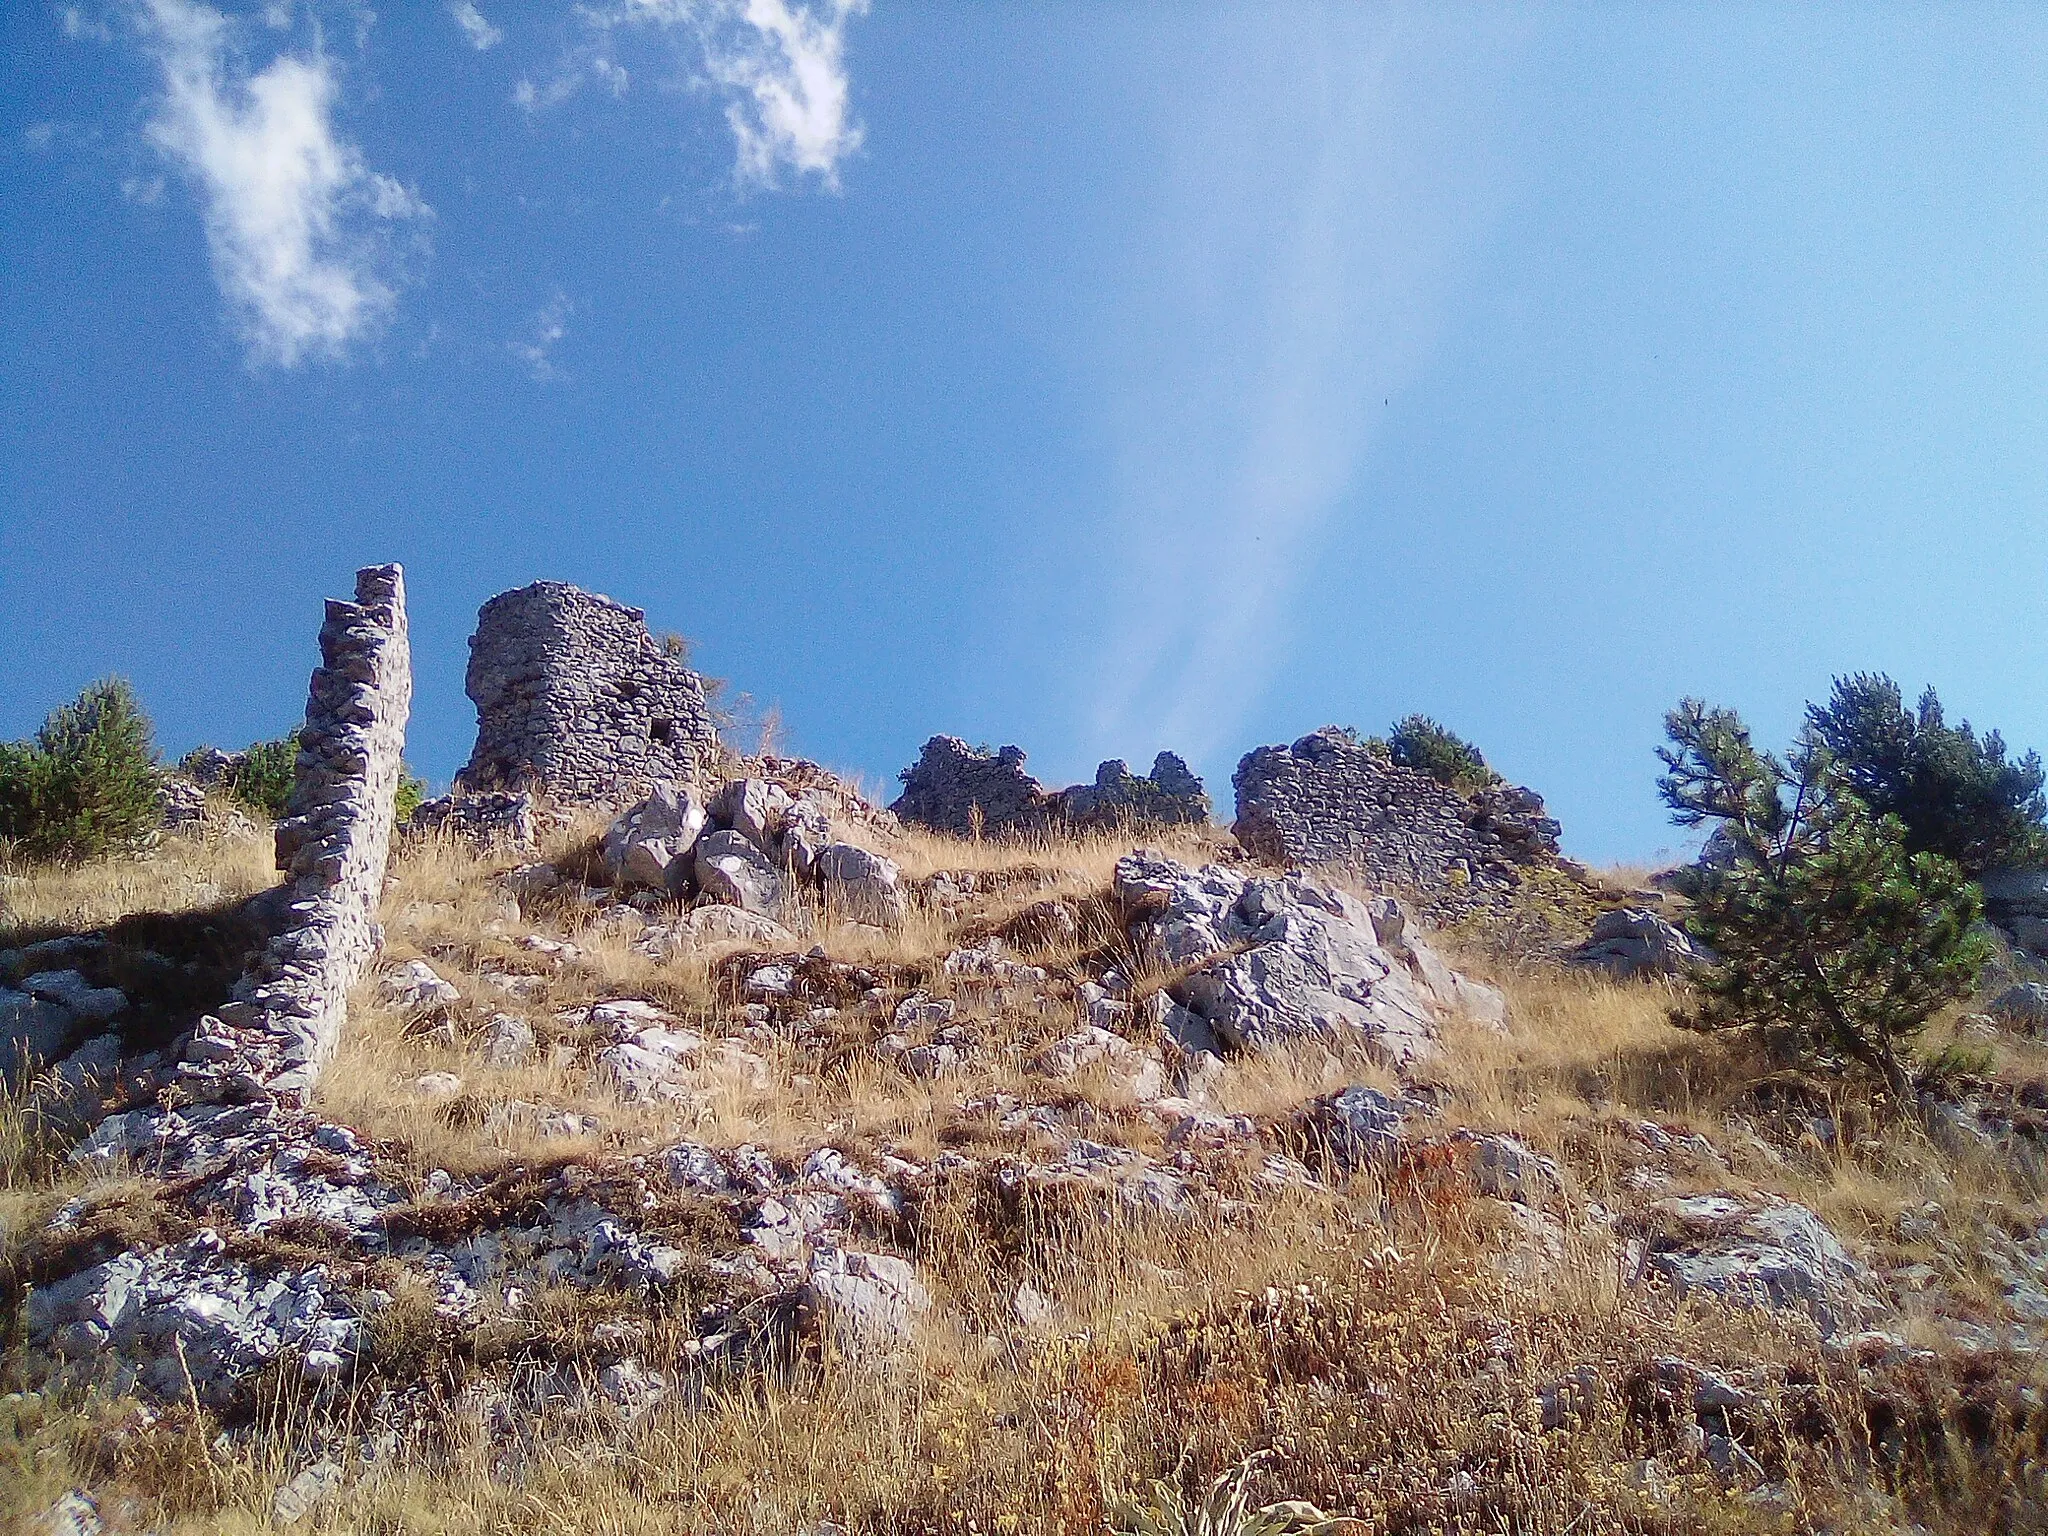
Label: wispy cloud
xmin=448 ymin=1 xmax=501 ymax=51
xmin=133 ymin=0 xmax=430 ymax=366
xmin=509 ymin=289 xmax=572 ymax=380
xmin=1081 ymin=15 xmax=1528 ymax=763
xmin=524 ymin=0 xmax=867 ymax=191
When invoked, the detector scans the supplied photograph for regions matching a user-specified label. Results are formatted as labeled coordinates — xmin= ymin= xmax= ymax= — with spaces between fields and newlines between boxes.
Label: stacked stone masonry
xmin=1232 ymin=727 xmax=1562 ymax=924
xmin=215 ymin=564 xmax=412 ymax=1094
xmin=891 ymin=736 xmax=1208 ymax=837
xmin=457 ymin=581 xmax=719 ymax=805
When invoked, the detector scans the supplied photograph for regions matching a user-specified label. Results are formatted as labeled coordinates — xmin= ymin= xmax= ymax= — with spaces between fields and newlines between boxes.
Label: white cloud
xmin=62 ymin=6 xmax=115 ymax=42
xmin=448 ymin=1 xmax=500 ymax=51
xmin=510 ymin=289 xmax=571 ymax=380
xmin=134 ymin=0 xmax=430 ymax=366
xmin=554 ymin=0 xmax=867 ymax=190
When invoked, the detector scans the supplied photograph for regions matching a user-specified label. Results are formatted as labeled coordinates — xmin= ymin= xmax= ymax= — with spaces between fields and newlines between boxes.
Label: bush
xmin=1806 ymin=673 xmax=2048 ymax=875
xmin=395 ymin=766 xmax=427 ymax=825
xmin=1659 ymin=697 xmax=1987 ymax=1096
xmin=1387 ymin=715 xmax=1499 ymax=793
xmin=0 ymin=679 xmax=164 ymax=862
xmin=224 ymin=730 xmax=300 ymax=819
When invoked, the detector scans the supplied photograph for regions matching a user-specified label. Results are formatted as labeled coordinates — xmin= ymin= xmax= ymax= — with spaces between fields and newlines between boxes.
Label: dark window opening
xmin=651 ymin=719 xmax=676 ymax=745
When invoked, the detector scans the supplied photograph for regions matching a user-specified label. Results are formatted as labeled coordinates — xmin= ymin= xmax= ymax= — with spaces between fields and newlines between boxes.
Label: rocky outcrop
xmin=1232 ymin=727 xmax=1564 ymax=923
xmin=891 ymin=737 xmax=1053 ymax=837
xmin=456 ymin=581 xmax=719 ymax=805
xmin=1567 ymin=909 xmax=1714 ymax=979
xmin=210 ymin=565 xmax=412 ymax=1096
xmin=1114 ymin=850 xmax=1505 ymax=1067
xmin=1641 ymin=1192 xmax=1871 ymax=1338
xmin=892 ymin=737 xmax=1209 ymax=838
xmin=596 ymin=773 xmax=907 ymax=929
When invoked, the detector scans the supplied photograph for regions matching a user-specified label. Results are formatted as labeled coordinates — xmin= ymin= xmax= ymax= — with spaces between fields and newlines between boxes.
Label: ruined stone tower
xmin=456 ymin=581 xmax=719 ymax=804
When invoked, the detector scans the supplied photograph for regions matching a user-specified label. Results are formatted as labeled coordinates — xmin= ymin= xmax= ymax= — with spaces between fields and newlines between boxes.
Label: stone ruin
xmin=890 ymin=736 xmax=1210 ymax=837
xmin=1232 ymin=727 xmax=1563 ymax=924
xmin=207 ymin=564 xmax=414 ymax=1094
xmin=455 ymin=581 xmax=719 ymax=806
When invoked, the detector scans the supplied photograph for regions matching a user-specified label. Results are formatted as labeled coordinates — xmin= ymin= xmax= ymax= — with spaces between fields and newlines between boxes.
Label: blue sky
xmin=4 ymin=2 xmax=2048 ymax=865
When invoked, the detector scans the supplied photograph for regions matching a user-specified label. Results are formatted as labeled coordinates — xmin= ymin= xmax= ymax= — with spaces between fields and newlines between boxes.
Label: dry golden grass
xmin=0 ymin=818 xmax=276 ymax=940
xmin=5 ymin=819 xmax=2048 ymax=1534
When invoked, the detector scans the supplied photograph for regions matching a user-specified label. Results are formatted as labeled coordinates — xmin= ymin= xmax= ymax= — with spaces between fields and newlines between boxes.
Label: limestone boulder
xmin=694 ymin=831 xmax=788 ymax=916
xmin=814 ymin=842 xmax=908 ymax=927
xmin=1114 ymin=851 xmax=1501 ymax=1066
xmin=678 ymin=905 xmax=797 ymax=948
xmin=1568 ymin=908 xmax=1713 ymax=980
xmin=710 ymin=778 xmax=793 ymax=855
xmin=807 ymin=1247 xmax=929 ymax=1354
xmin=601 ymin=783 xmax=707 ymax=892
xmin=1644 ymin=1193 xmax=1870 ymax=1337
xmin=0 ymin=971 xmax=128 ymax=1087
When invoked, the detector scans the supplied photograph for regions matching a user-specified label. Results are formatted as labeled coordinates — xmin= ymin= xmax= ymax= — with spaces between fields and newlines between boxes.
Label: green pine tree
xmin=1658 ymin=698 xmax=1987 ymax=1098
xmin=0 ymin=678 xmax=164 ymax=862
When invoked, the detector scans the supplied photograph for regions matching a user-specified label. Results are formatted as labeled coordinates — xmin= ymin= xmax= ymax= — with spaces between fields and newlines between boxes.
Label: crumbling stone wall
xmin=892 ymin=737 xmax=1055 ymax=836
xmin=457 ymin=581 xmax=718 ymax=805
xmin=1233 ymin=727 xmax=1562 ymax=923
xmin=891 ymin=738 xmax=1209 ymax=837
xmin=1059 ymin=752 xmax=1210 ymax=830
xmin=211 ymin=564 xmax=412 ymax=1094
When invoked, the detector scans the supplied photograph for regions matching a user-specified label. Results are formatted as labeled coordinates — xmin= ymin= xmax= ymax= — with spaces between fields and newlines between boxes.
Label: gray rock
xmin=1300 ymin=1085 xmax=1412 ymax=1168
xmin=273 ymin=1459 xmax=343 ymax=1525
xmin=677 ymin=905 xmax=795 ymax=948
xmin=602 ymin=783 xmax=707 ymax=891
xmin=710 ymin=778 xmax=793 ymax=854
xmin=1988 ymin=982 xmax=2048 ymax=1032
xmin=890 ymin=737 xmax=1054 ymax=837
xmin=1567 ymin=908 xmax=1713 ymax=979
xmin=814 ymin=843 xmax=908 ymax=927
xmin=20 ymin=970 xmax=127 ymax=1022
xmin=807 ymin=1248 xmax=929 ymax=1353
xmin=33 ymin=1491 xmax=103 ymax=1536
xmin=1056 ymin=752 xmax=1210 ymax=830
xmin=779 ymin=799 xmax=832 ymax=878
xmin=695 ymin=830 xmax=787 ymax=916
xmin=1467 ymin=1133 xmax=1562 ymax=1207
xmin=0 ymin=986 xmax=85 ymax=1085
xmin=1116 ymin=851 xmax=1500 ymax=1065
xmin=380 ymin=959 xmax=459 ymax=1010
xmin=1646 ymin=1193 xmax=1869 ymax=1337
xmin=480 ymin=1013 xmax=535 ymax=1067
xmin=24 ymin=1230 xmax=365 ymax=1408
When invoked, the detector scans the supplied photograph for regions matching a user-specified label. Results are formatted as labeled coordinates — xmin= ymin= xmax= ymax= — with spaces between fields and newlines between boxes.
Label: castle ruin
xmin=1232 ymin=727 xmax=1563 ymax=923
xmin=456 ymin=581 xmax=719 ymax=805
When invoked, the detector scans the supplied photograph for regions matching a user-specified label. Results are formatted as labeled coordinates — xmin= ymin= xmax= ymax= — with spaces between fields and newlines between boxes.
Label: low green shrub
xmin=0 ymin=679 xmax=163 ymax=863
xmin=1386 ymin=715 xmax=1499 ymax=793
